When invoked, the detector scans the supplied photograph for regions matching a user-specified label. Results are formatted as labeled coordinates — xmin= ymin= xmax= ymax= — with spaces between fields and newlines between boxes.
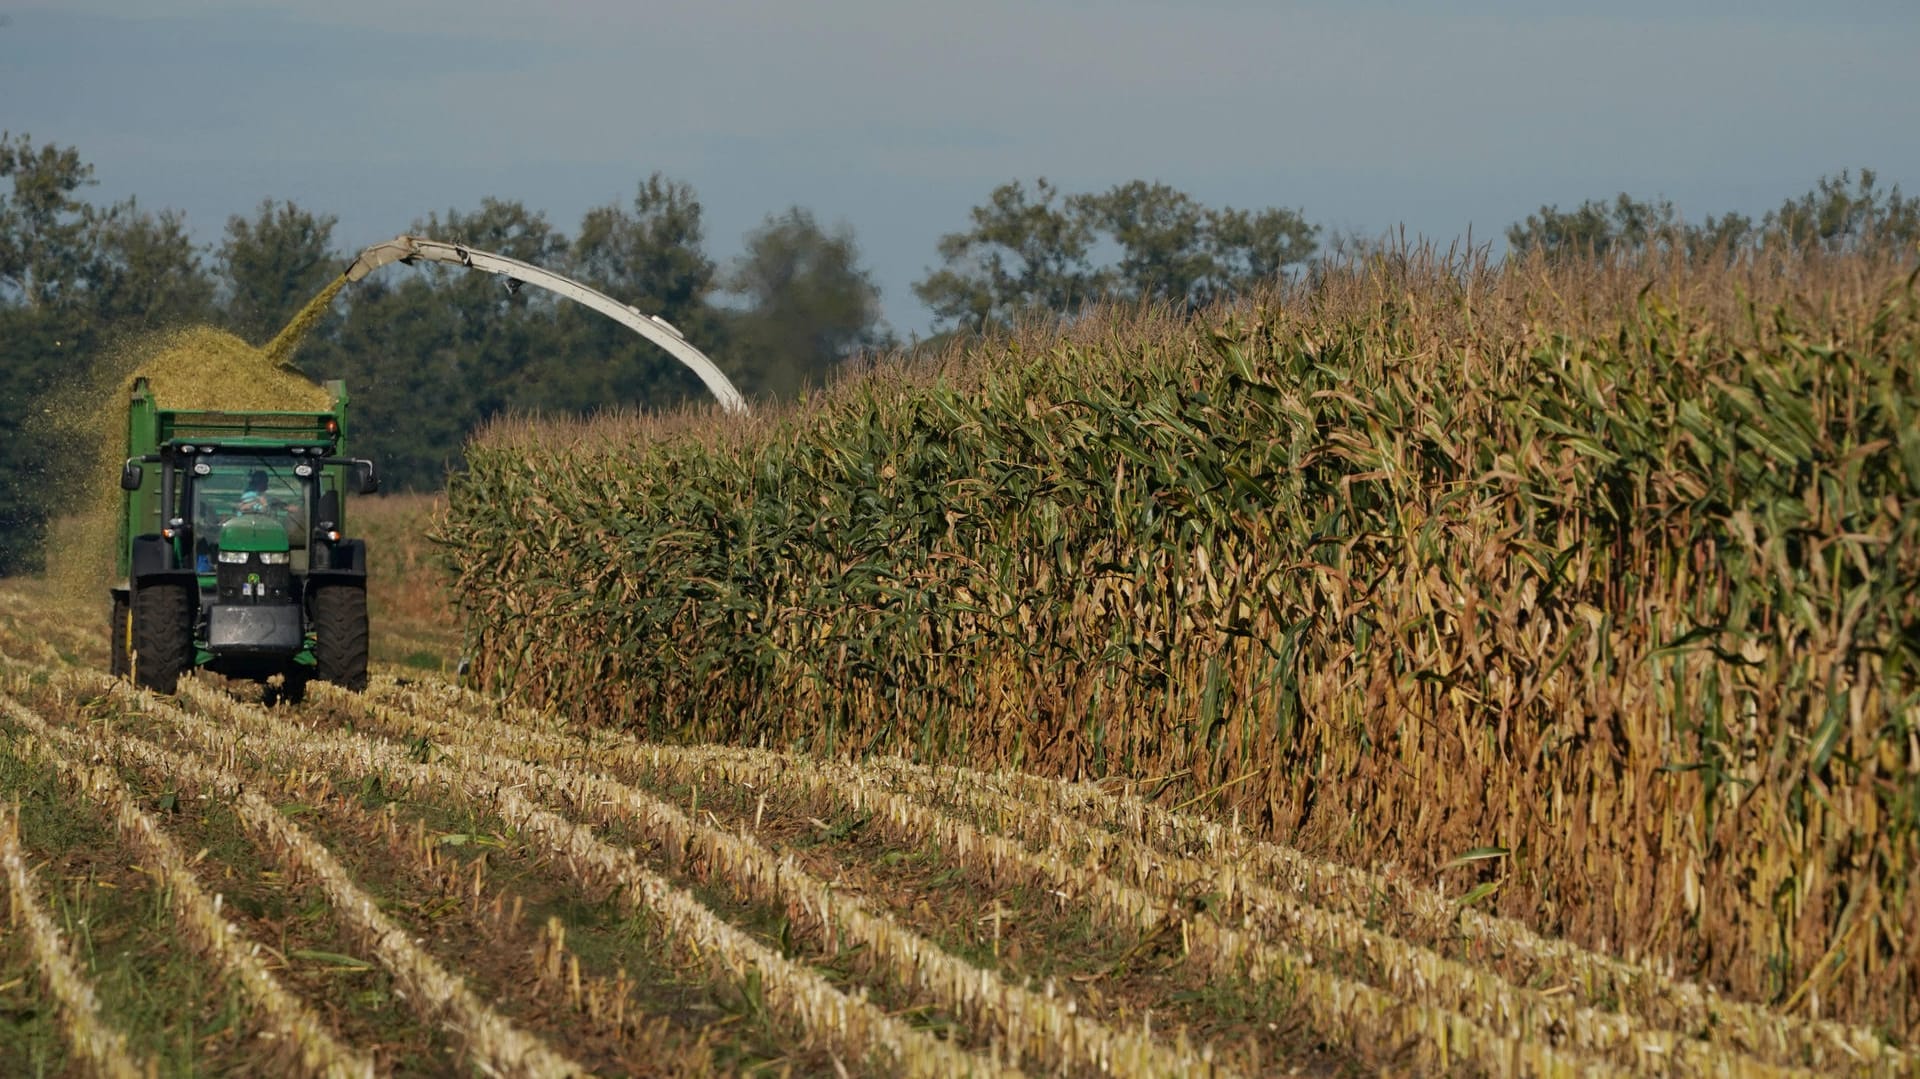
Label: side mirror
xmin=351 ymin=460 xmax=380 ymax=495
xmin=120 ymin=461 xmax=144 ymax=491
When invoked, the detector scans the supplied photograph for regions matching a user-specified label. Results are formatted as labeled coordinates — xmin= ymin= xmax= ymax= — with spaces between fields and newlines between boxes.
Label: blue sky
xmin=3 ymin=1 xmax=1916 ymax=336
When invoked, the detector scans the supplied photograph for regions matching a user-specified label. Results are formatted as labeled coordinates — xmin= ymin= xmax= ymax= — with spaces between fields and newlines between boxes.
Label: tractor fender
xmin=308 ymin=538 xmax=367 ymax=581
xmin=130 ymin=535 xmax=196 ymax=586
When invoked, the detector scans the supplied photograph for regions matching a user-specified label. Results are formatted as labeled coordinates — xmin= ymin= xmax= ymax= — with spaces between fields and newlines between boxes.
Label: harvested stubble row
xmin=389 ymin=683 xmax=1901 ymax=1076
xmin=676 ymin=728 xmax=1906 ymax=1076
xmin=626 ymin=752 xmax=1795 ymax=1077
xmin=220 ymin=676 xmax=1213 ymax=1078
xmin=276 ymin=756 xmax=724 ymax=1077
xmin=0 ymin=693 xmax=377 ymax=1079
xmin=358 ymin=806 xmax=700 ymax=1071
xmin=442 ymin=252 xmax=1920 ymax=1037
xmin=372 ymin=677 xmax=1824 ymax=1078
xmin=0 ymin=801 xmax=146 ymax=1079
xmin=0 ymin=655 xmax=713 ymax=1077
xmin=151 ymin=676 xmax=1014 ymax=1079
xmin=994 ymin=765 xmax=1914 ymax=1075
xmin=311 ymin=683 xmax=1229 ymax=1077
xmin=6 ymin=672 xmax=589 ymax=1079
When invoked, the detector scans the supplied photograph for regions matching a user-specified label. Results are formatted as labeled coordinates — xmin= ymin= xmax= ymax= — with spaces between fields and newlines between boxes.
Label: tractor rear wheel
xmin=110 ymin=592 xmax=131 ymax=679
xmin=131 ymin=581 xmax=193 ymax=693
xmin=312 ymin=582 xmax=369 ymax=691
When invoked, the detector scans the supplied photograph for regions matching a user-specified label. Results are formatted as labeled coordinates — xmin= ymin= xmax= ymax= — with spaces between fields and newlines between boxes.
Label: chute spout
xmin=342 ymin=236 xmax=424 ymax=283
xmin=341 ymin=233 xmax=748 ymax=414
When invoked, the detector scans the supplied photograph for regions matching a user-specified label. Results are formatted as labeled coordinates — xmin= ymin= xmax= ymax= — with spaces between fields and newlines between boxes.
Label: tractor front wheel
xmin=131 ymin=581 xmax=193 ymax=693
xmin=312 ymin=582 xmax=369 ymax=691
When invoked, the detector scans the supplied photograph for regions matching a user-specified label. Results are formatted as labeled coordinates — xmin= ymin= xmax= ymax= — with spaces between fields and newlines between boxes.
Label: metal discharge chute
xmin=344 ymin=235 xmax=748 ymax=415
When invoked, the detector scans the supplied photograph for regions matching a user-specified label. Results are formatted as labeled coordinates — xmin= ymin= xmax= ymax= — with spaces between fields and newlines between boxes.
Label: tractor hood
xmin=218 ymin=516 xmax=291 ymax=554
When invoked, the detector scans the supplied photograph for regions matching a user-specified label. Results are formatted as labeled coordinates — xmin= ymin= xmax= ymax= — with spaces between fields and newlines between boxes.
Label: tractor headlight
xmin=217 ymin=550 xmax=249 ymax=564
xmin=257 ymin=552 xmax=290 ymax=565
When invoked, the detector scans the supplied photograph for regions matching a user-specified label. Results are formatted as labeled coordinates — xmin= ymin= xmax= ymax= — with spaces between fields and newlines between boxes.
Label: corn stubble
xmin=0 ymin=802 xmax=145 ymax=1079
xmin=0 ymin=696 xmax=377 ymax=1079
xmin=377 ymin=673 xmax=1898 ymax=1075
xmin=160 ymin=676 xmax=1010 ymax=1079
xmin=297 ymin=681 xmax=1215 ymax=1078
xmin=0 ymin=581 xmax=1906 ymax=1073
xmin=124 ymin=720 xmax=585 ymax=1076
xmin=443 ymin=247 xmax=1920 ymax=1040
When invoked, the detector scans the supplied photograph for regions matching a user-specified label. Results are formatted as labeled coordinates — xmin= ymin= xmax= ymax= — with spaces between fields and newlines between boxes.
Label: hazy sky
xmin=3 ymin=1 xmax=1916 ymax=335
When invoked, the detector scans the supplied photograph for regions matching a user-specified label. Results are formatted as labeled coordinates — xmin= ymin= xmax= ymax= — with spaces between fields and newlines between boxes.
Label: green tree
xmin=1683 ymin=213 xmax=1757 ymax=260
xmin=1506 ymin=194 xmax=1685 ymax=259
xmin=1507 ymin=170 xmax=1920 ymax=263
xmin=0 ymin=134 xmax=108 ymax=573
xmin=570 ymin=173 xmax=720 ymax=339
xmin=726 ymin=207 xmax=885 ymax=400
xmin=0 ymin=132 xmax=97 ymax=309
xmin=419 ymin=199 xmax=568 ymax=415
xmin=425 ymin=197 xmax=565 ymax=268
xmin=914 ymin=178 xmax=1098 ymax=332
xmin=545 ymin=174 xmax=725 ymax=412
xmin=306 ymin=186 xmax=749 ymax=485
xmin=303 ymin=198 xmax=572 ymax=486
xmin=1074 ymin=180 xmax=1211 ymax=306
xmin=86 ymin=198 xmax=215 ymax=329
xmin=1764 ymin=168 xmax=1920 ymax=253
xmin=415 ymin=198 xmax=566 ymax=339
xmin=217 ymin=199 xmax=339 ymax=342
xmin=1509 ymin=193 xmax=1765 ymax=261
xmin=0 ymin=304 xmax=86 ymax=572
xmin=308 ymin=273 xmax=471 ymax=491
xmin=1210 ymin=205 xmax=1319 ymax=292
xmin=916 ymin=178 xmax=1318 ymax=330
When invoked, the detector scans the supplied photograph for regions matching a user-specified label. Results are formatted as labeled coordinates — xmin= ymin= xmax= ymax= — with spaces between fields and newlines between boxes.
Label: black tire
xmin=109 ymin=593 xmax=131 ymax=679
xmin=312 ymin=582 xmax=369 ymax=691
xmin=131 ymin=582 xmax=193 ymax=693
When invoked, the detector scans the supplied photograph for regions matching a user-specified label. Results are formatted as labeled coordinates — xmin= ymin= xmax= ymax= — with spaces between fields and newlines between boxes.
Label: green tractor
xmin=112 ymin=377 xmax=379 ymax=698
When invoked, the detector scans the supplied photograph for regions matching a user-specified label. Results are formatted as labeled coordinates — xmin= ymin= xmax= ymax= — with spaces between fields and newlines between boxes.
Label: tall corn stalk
xmin=441 ymin=247 xmax=1920 ymax=1036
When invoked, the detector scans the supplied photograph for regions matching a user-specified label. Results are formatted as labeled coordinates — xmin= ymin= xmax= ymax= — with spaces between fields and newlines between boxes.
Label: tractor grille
xmin=215 ymin=556 xmax=293 ymax=604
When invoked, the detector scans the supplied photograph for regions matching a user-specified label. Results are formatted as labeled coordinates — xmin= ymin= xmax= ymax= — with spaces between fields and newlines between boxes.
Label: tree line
xmin=1505 ymin=168 xmax=1920 ymax=262
xmin=1 ymin=128 xmax=1915 ymax=574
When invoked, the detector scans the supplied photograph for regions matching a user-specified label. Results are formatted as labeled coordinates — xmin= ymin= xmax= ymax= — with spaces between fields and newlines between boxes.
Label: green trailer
xmin=112 ymin=376 xmax=379 ymax=698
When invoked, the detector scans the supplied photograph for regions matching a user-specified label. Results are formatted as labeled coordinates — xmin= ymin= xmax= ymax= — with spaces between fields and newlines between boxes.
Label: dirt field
xmin=0 ymin=578 xmax=1905 ymax=1077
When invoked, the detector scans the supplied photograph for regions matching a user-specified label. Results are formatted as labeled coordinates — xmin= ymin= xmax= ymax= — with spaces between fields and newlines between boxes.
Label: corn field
xmin=441 ymin=247 xmax=1920 ymax=1044
xmin=2 ymin=246 xmax=1915 ymax=1074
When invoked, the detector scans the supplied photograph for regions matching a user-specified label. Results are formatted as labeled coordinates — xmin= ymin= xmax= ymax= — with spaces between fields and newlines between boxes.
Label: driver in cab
xmin=233 ymin=469 xmax=304 ymax=537
xmin=237 ymin=470 xmax=274 ymax=515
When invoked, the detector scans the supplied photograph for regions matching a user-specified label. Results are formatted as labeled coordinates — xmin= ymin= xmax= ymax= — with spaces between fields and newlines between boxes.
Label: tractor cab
xmin=177 ymin=450 xmax=323 ymax=662
xmin=191 ymin=456 xmax=308 ymax=572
